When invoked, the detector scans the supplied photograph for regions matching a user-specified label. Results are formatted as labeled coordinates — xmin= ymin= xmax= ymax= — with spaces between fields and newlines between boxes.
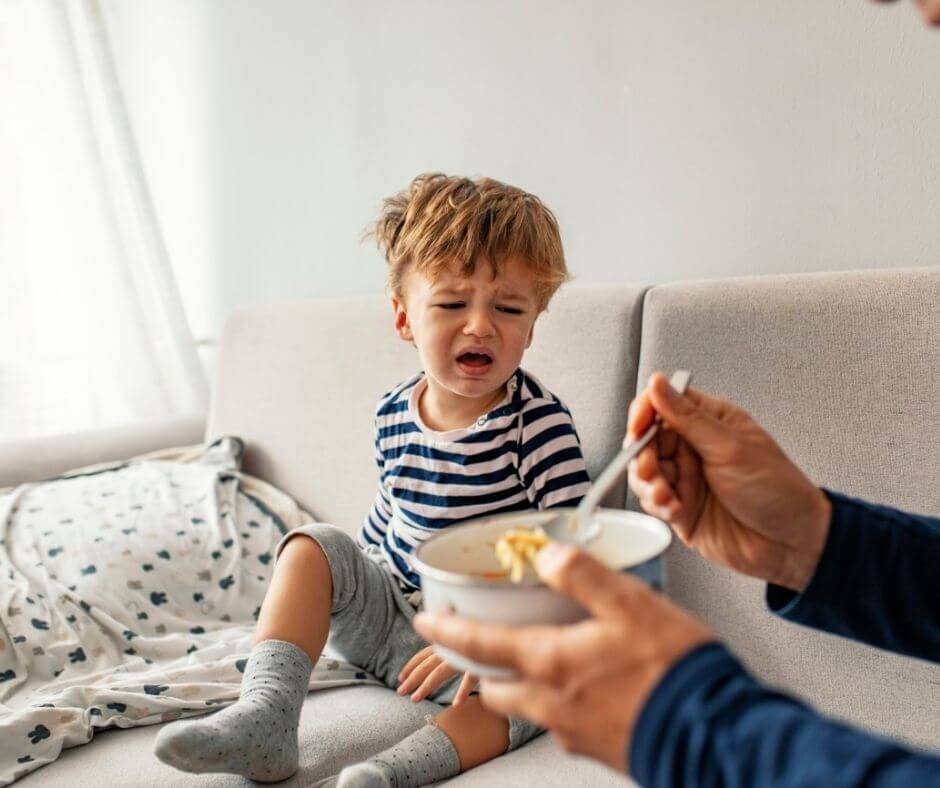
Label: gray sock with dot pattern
xmin=154 ymin=639 xmax=312 ymax=782
xmin=336 ymin=723 xmax=461 ymax=788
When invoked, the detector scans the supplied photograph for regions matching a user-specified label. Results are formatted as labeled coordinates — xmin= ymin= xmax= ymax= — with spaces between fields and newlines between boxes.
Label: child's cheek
xmin=428 ymin=331 xmax=453 ymax=362
xmin=510 ymin=323 xmax=532 ymax=347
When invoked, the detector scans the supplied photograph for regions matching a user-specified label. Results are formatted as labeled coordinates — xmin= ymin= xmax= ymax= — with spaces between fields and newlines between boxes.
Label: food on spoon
xmin=495 ymin=527 xmax=551 ymax=582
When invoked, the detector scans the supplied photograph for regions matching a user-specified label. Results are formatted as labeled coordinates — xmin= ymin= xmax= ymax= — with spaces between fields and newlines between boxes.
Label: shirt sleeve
xmin=766 ymin=489 xmax=940 ymax=663
xmin=517 ymin=397 xmax=591 ymax=510
xmin=357 ymin=415 xmax=392 ymax=548
xmin=630 ymin=642 xmax=940 ymax=788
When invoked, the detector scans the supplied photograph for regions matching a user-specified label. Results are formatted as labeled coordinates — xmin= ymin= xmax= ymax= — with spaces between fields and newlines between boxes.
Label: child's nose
xmin=463 ymin=307 xmax=496 ymax=337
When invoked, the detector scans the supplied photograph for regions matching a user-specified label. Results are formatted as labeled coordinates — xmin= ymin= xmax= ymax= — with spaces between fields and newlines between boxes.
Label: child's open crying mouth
xmin=457 ymin=351 xmax=493 ymax=373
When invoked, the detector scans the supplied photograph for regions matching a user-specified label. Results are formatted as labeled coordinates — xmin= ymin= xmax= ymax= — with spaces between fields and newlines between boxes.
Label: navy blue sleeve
xmin=630 ymin=642 xmax=940 ymax=788
xmin=766 ymin=490 xmax=940 ymax=662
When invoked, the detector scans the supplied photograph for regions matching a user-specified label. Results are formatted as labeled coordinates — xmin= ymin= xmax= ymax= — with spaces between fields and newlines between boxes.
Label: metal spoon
xmin=541 ymin=370 xmax=692 ymax=546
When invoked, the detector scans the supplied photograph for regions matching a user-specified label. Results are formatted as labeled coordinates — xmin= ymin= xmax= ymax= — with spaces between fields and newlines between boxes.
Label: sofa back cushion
xmin=206 ymin=285 xmax=647 ymax=535
xmin=636 ymin=266 xmax=940 ymax=749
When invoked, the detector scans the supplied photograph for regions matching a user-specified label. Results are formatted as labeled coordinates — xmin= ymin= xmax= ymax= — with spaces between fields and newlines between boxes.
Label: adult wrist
xmin=767 ymin=488 xmax=839 ymax=615
xmin=776 ymin=486 xmax=832 ymax=592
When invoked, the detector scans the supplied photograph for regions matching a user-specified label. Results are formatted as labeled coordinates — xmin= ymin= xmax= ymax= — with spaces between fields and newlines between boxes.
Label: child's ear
xmin=391 ymin=295 xmax=414 ymax=342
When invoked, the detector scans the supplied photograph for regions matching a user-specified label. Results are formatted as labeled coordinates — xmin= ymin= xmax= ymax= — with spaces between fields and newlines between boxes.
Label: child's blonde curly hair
xmin=368 ymin=173 xmax=569 ymax=310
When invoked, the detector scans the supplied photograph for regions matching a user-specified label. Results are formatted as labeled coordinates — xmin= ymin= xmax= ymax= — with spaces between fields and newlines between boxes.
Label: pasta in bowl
xmin=495 ymin=526 xmax=551 ymax=582
xmin=412 ymin=508 xmax=671 ymax=678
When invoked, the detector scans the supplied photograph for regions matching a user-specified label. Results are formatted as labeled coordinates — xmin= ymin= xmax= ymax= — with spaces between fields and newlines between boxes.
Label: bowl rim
xmin=412 ymin=507 xmax=672 ymax=589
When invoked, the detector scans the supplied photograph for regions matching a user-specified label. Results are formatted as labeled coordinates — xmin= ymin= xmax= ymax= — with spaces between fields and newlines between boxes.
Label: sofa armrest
xmin=0 ymin=415 xmax=206 ymax=487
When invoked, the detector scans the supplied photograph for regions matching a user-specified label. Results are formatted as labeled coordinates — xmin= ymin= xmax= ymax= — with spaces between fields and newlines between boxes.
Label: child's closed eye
xmin=435 ymin=302 xmax=465 ymax=310
xmin=496 ymin=305 xmax=525 ymax=315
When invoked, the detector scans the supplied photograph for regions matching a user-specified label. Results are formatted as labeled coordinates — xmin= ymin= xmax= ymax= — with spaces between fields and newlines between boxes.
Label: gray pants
xmin=275 ymin=523 xmax=540 ymax=751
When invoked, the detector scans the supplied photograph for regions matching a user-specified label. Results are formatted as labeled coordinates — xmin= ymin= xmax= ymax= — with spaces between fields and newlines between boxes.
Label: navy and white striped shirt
xmin=358 ymin=368 xmax=592 ymax=591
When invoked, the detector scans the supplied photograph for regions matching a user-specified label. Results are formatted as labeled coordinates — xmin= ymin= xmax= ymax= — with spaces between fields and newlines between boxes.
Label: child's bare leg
xmin=337 ymin=697 xmax=527 ymax=787
xmin=252 ymin=534 xmax=333 ymax=658
xmin=434 ymin=697 xmax=510 ymax=770
xmin=155 ymin=535 xmax=332 ymax=781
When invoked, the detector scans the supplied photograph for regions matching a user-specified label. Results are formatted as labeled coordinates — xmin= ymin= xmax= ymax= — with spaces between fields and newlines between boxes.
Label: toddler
xmin=154 ymin=173 xmax=592 ymax=786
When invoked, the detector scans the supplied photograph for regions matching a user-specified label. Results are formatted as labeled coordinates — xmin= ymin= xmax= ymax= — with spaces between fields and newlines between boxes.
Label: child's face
xmin=392 ymin=256 xmax=540 ymax=402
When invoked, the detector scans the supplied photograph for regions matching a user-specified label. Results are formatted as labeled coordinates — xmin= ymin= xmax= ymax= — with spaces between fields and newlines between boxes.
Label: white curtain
xmin=0 ymin=0 xmax=207 ymax=441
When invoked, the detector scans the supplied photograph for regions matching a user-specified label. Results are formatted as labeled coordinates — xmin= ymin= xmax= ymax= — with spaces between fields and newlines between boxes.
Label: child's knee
xmin=275 ymin=523 xmax=355 ymax=568
xmin=278 ymin=530 xmax=328 ymax=562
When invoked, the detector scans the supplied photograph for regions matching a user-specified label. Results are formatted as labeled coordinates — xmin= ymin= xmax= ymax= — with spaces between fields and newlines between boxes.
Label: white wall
xmin=102 ymin=0 xmax=940 ymax=349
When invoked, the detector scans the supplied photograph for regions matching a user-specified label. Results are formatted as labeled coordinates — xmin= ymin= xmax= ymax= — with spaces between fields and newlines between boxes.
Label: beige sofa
xmin=9 ymin=266 xmax=939 ymax=786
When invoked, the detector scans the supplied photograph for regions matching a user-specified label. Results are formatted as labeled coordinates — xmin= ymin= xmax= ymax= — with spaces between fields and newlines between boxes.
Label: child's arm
xmin=358 ymin=484 xmax=393 ymax=548
xmin=518 ymin=396 xmax=591 ymax=509
xmin=357 ymin=416 xmax=393 ymax=548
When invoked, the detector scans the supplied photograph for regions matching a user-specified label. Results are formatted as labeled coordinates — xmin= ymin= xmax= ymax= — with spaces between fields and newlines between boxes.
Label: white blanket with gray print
xmin=0 ymin=438 xmax=378 ymax=785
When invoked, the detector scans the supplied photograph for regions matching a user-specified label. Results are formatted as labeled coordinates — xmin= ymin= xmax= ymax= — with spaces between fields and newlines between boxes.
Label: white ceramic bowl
xmin=413 ymin=508 xmax=672 ymax=678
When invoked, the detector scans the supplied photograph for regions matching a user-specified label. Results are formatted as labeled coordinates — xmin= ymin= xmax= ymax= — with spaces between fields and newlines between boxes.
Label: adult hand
xmin=874 ymin=0 xmax=940 ymax=26
xmin=414 ymin=544 xmax=713 ymax=772
xmin=396 ymin=645 xmax=477 ymax=704
xmin=627 ymin=373 xmax=831 ymax=592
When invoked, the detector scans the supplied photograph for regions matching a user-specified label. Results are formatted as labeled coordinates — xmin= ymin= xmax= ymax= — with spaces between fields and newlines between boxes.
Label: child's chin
xmin=455 ymin=382 xmax=492 ymax=397
xmin=448 ymin=376 xmax=495 ymax=397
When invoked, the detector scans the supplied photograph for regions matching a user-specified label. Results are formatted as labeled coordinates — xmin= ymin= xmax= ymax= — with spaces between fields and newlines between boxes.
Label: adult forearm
xmin=767 ymin=490 xmax=940 ymax=662
xmin=630 ymin=642 xmax=940 ymax=788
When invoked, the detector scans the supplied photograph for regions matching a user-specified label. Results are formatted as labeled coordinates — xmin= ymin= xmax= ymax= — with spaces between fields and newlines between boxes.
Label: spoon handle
xmin=575 ymin=370 xmax=692 ymax=531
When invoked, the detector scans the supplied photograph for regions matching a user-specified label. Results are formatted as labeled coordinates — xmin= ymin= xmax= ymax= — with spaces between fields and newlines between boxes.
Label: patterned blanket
xmin=0 ymin=438 xmax=376 ymax=785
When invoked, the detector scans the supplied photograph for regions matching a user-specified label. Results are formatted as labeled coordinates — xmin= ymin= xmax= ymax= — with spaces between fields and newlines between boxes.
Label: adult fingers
xmin=649 ymin=476 xmax=677 ymax=508
xmin=627 ymin=388 xmax=655 ymax=441
xmin=414 ymin=612 xmax=532 ymax=673
xmin=647 ymin=374 xmax=730 ymax=460
xmin=536 ymin=544 xmax=650 ymax=620
xmin=630 ymin=451 xmax=685 ymax=505
xmin=453 ymin=672 xmax=478 ymax=706
xmin=629 ymin=374 xmax=727 ymax=442
xmin=414 ymin=612 xmax=579 ymax=684
xmin=411 ymin=661 xmax=457 ymax=702
xmin=632 ymin=444 xmax=661 ymax=482
xmin=478 ymin=678 xmax=568 ymax=729
xmin=659 ymin=458 xmax=678 ymax=485
xmin=633 ymin=476 xmax=683 ymax=525
xmin=657 ymin=425 xmax=680 ymax=460
xmin=921 ymin=0 xmax=940 ymax=25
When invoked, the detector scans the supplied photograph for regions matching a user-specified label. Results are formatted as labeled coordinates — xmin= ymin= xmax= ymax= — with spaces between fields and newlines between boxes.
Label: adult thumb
xmin=535 ymin=543 xmax=648 ymax=619
xmin=647 ymin=373 xmax=727 ymax=459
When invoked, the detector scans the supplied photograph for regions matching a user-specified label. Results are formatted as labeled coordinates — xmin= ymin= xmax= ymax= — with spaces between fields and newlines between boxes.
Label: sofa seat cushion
xmin=20 ymin=684 xmax=634 ymax=787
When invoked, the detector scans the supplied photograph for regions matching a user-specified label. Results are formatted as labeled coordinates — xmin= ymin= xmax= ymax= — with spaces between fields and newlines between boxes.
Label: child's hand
xmin=397 ymin=645 xmax=478 ymax=705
